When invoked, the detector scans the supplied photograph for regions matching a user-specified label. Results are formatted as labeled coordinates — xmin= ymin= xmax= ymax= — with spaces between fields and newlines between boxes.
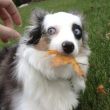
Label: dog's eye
xmin=72 ymin=24 xmax=82 ymax=40
xmin=74 ymin=28 xmax=81 ymax=35
xmin=48 ymin=28 xmax=56 ymax=35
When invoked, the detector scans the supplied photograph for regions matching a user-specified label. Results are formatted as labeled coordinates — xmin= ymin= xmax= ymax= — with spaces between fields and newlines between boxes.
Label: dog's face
xmin=26 ymin=9 xmax=87 ymax=57
xmin=43 ymin=12 xmax=82 ymax=56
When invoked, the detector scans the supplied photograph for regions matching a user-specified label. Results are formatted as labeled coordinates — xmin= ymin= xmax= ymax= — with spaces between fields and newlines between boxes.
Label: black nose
xmin=62 ymin=41 xmax=74 ymax=54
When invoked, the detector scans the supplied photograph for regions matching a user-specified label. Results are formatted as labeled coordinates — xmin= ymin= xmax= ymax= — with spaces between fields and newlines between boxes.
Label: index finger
xmin=0 ymin=0 xmax=22 ymax=25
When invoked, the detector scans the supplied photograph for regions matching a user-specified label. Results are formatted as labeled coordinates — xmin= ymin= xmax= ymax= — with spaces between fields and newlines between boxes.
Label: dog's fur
xmin=0 ymin=9 xmax=91 ymax=110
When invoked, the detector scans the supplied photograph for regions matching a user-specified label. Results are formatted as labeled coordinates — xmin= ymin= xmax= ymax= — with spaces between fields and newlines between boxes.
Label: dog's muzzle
xmin=62 ymin=41 xmax=74 ymax=54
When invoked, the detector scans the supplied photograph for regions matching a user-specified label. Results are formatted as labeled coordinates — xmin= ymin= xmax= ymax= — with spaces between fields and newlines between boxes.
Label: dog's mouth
xmin=46 ymin=49 xmax=75 ymax=57
xmin=60 ymin=51 xmax=74 ymax=57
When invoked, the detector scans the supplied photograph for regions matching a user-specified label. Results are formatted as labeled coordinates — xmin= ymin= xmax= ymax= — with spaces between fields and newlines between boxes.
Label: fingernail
xmin=13 ymin=33 xmax=21 ymax=39
xmin=8 ymin=41 xmax=10 ymax=44
xmin=18 ymin=24 xmax=22 ymax=27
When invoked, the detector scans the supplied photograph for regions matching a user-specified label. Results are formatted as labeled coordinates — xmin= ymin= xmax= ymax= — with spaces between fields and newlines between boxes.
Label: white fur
xmin=43 ymin=12 xmax=82 ymax=57
xmin=12 ymin=12 xmax=90 ymax=110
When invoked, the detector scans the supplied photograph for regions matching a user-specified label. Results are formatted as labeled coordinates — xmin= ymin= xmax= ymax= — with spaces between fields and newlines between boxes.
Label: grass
xmin=0 ymin=0 xmax=110 ymax=110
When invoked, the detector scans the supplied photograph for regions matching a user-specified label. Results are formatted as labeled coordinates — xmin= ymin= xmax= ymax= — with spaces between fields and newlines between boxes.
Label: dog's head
xmin=25 ymin=9 xmax=88 ymax=57
xmin=19 ymin=9 xmax=89 ymax=79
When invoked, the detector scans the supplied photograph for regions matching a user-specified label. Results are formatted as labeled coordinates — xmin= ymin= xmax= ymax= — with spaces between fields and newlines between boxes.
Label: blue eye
xmin=74 ymin=28 xmax=81 ymax=35
xmin=48 ymin=28 xmax=56 ymax=35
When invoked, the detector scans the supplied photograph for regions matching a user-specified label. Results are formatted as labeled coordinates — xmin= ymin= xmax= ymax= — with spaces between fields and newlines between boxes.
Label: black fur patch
xmin=28 ymin=26 xmax=42 ymax=44
xmin=0 ymin=47 xmax=8 ymax=64
xmin=0 ymin=45 xmax=19 ymax=110
xmin=72 ymin=24 xmax=82 ymax=40
xmin=69 ymin=10 xmax=88 ymax=48
xmin=27 ymin=9 xmax=48 ymax=45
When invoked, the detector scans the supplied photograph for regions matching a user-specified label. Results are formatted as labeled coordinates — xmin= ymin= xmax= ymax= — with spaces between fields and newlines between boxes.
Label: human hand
xmin=0 ymin=0 xmax=22 ymax=43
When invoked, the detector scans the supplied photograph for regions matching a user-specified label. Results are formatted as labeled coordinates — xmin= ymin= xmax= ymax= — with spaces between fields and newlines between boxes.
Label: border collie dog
xmin=0 ymin=9 xmax=91 ymax=110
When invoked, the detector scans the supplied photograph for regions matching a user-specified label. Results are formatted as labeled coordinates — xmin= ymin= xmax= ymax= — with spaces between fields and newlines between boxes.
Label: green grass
xmin=0 ymin=0 xmax=110 ymax=110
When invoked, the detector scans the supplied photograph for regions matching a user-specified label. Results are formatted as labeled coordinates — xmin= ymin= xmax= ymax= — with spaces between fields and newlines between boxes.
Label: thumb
xmin=0 ymin=24 xmax=20 ymax=40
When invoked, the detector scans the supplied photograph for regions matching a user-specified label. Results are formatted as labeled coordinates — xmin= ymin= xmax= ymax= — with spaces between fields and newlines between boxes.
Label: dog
xmin=0 ymin=9 xmax=91 ymax=110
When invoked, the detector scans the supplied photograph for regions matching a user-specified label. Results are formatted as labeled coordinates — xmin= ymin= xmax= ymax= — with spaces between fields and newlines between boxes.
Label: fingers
xmin=0 ymin=24 xmax=20 ymax=40
xmin=0 ymin=0 xmax=22 ymax=26
xmin=0 ymin=8 xmax=13 ymax=28
xmin=0 ymin=0 xmax=21 ymax=43
xmin=1 ymin=38 xmax=9 ymax=43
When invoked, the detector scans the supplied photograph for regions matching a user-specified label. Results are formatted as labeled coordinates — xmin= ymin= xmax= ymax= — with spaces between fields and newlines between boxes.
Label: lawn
xmin=0 ymin=0 xmax=110 ymax=110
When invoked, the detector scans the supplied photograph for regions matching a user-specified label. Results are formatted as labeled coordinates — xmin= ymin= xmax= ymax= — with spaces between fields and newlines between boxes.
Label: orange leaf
xmin=108 ymin=23 xmax=110 ymax=26
xmin=100 ymin=90 xmax=106 ymax=94
xmin=96 ymin=85 xmax=106 ymax=94
xmin=44 ymin=50 xmax=58 ymax=57
xmin=45 ymin=50 xmax=85 ymax=77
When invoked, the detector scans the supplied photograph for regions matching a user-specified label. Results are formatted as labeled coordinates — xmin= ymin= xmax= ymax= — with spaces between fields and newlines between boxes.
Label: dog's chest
xmin=13 ymin=76 xmax=78 ymax=110
xmin=13 ymin=59 xmax=79 ymax=110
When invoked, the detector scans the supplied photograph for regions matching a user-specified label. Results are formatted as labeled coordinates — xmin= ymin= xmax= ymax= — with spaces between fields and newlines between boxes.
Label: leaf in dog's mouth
xmin=44 ymin=50 xmax=85 ymax=77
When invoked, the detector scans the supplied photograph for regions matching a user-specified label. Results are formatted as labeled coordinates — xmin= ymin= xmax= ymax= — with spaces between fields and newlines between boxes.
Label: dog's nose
xmin=62 ymin=41 xmax=74 ymax=54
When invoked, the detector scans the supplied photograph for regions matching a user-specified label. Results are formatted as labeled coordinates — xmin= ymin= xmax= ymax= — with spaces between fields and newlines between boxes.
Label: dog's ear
xmin=27 ymin=9 xmax=49 ymax=45
xmin=30 ymin=9 xmax=49 ymax=26
xmin=68 ymin=9 xmax=85 ymax=26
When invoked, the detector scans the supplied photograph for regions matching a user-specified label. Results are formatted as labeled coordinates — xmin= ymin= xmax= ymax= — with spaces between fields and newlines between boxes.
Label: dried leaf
xmin=96 ymin=85 xmax=106 ymax=94
xmin=44 ymin=50 xmax=58 ymax=57
xmin=106 ymin=33 xmax=110 ymax=39
xmin=108 ymin=23 xmax=110 ymax=26
xmin=45 ymin=50 xmax=85 ymax=77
